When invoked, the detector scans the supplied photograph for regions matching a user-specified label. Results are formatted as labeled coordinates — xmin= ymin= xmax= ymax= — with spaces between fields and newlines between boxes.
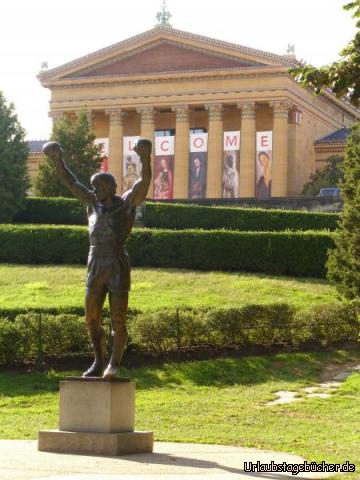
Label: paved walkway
xmin=0 ymin=440 xmax=333 ymax=479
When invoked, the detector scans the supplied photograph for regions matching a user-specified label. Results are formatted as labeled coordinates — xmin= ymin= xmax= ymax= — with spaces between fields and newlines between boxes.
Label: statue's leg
xmin=83 ymin=285 xmax=107 ymax=377
xmin=103 ymin=291 xmax=129 ymax=379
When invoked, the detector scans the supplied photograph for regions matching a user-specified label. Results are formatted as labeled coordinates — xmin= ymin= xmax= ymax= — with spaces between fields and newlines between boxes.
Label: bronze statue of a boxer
xmin=43 ymin=139 xmax=152 ymax=379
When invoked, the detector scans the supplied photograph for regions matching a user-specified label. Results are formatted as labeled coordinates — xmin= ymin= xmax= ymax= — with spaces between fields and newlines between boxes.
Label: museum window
xmin=155 ymin=128 xmax=207 ymax=136
xmin=190 ymin=128 xmax=207 ymax=133
xmin=155 ymin=129 xmax=175 ymax=137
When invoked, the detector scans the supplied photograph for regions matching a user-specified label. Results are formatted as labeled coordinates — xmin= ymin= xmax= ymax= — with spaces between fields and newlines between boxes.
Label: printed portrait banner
xmin=123 ymin=136 xmax=141 ymax=192
xmin=256 ymin=131 xmax=273 ymax=199
xmin=154 ymin=136 xmax=175 ymax=200
xmin=223 ymin=131 xmax=240 ymax=198
xmin=94 ymin=138 xmax=109 ymax=172
xmin=189 ymin=133 xmax=208 ymax=199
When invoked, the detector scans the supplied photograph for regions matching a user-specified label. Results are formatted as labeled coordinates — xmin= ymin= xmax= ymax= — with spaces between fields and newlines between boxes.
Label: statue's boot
xmin=82 ymin=327 xmax=107 ymax=377
xmin=103 ymin=331 xmax=128 ymax=380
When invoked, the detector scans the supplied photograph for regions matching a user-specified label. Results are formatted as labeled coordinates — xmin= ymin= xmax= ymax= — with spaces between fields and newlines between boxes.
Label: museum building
xmin=37 ymin=24 xmax=359 ymax=199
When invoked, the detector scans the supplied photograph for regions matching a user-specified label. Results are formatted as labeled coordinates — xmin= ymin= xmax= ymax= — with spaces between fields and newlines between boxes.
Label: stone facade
xmin=37 ymin=25 xmax=359 ymax=198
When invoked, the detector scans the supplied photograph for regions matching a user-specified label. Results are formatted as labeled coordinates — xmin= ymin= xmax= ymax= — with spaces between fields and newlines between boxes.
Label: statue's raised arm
xmin=43 ymin=141 xmax=95 ymax=205
xmin=124 ymin=139 xmax=152 ymax=207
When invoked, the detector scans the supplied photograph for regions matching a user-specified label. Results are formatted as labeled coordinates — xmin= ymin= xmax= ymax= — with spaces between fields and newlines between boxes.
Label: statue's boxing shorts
xmin=86 ymin=248 xmax=131 ymax=292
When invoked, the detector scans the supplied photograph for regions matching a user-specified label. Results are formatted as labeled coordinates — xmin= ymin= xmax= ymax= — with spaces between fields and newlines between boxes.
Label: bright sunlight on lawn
xmin=0 ymin=264 xmax=337 ymax=311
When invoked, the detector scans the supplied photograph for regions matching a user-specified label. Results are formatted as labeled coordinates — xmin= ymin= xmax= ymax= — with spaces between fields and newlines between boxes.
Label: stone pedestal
xmin=38 ymin=378 xmax=153 ymax=456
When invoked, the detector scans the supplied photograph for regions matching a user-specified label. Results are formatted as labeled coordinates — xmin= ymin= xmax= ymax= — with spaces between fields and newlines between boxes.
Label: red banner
xmin=154 ymin=136 xmax=175 ymax=199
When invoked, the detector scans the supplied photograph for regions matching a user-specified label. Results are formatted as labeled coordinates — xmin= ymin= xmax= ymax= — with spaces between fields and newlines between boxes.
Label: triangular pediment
xmin=65 ymin=40 xmax=264 ymax=78
xmin=39 ymin=26 xmax=298 ymax=83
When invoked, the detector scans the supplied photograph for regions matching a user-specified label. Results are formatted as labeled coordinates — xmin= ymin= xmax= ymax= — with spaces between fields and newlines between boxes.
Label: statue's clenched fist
xmin=134 ymin=139 xmax=152 ymax=160
xmin=43 ymin=141 xmax=63 ymax=161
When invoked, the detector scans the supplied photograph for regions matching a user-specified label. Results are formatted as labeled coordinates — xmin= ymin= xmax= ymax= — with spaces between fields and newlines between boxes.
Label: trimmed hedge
xmin=143 ymin=202 xmax=339 ymax=231
xmin=14 ymin=197 xmax=87 ymax=225
xmin=0 ymin=224 xmax=334 ymax=277
xmin=0 ymin=313 xmax=91 ymax=365
xmin=130 ymin=229 xmax=333 ymax=277
xmin=0 ymin=302 xmax=358 ymax=365
xmin=129 ymin=302 xmax=360 ymax=354
xmin=14 ymin=198 xmax=339 ymax=232
xmin=0 ymin=224 xmax=89 ymax=264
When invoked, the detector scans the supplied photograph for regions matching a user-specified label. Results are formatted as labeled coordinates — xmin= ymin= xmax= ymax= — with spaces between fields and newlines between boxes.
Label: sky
xmin=0 ymin=0 xmax=356 ymax=140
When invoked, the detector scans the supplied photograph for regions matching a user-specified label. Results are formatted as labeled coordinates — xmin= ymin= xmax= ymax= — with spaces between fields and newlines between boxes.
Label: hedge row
xmin=0 ymin=302 xmax=358 ymax=365
xmin=143 ymin=202 xmax=339 ymax=231
xmin=0 ymin=224 xmax=334 ymax=277
xmin=130 ymin=303 xmax=359 ymax=353
xmin=14 ymin=198 xmax=339 ymax=232
xmin=14 ymin=197 xmax=87 ymax=225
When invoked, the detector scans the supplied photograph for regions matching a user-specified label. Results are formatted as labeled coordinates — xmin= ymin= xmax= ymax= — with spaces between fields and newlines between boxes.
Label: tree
xmin=327 ymin=124 xmax=360 ymax=298
xmin=35 ymin=111 xmax=102 ymax=197
xmin=0 ymin=91 xmax=29 ymax=222
xmin=291 ymin=1 xmax=360 ymax=107
xmin=301 ymin=155 xmax=344 ymax=196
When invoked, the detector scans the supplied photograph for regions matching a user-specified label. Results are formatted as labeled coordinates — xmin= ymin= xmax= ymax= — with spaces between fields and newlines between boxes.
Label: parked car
xmin=318 ymin=187 xmax=341 ymax=197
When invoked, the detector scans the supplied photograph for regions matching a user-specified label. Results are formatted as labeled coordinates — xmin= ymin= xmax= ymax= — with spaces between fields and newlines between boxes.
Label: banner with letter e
xmin=256 ymin=131 xmax=272 ymax=199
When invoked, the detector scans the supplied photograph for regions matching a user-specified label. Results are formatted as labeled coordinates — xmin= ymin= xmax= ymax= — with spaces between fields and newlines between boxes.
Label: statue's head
xmin=91 ymin=172 xmax=117 ymax=201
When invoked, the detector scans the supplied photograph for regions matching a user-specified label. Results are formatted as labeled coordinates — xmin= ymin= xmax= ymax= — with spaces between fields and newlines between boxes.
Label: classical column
xmin=271 ymin=101 xmax=291 ymax=197
xmin=49 ymin=111 xmax=64 ymax=127
xmin=84 ymin=110 xmax=96 ymax=129
xmin=238 ymin=102 xmax=256 ymax=198
xmin=137 ymin=107 xmax=155 ymax=198
xmin=172 ymin=105 xmax=190 ymax=199
xmin=205 ymin=103 xmax=223 ymax=198
xmin=106 ymin=109 xmax=125 ymax=192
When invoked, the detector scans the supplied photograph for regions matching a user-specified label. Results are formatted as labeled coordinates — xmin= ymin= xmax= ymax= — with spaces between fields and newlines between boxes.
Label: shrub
xmin=14 ymin=197 xmax=87 ymax=225
xmin=0 ymin=224 xmax=88 ymax=264
xmin=293 ymin=302 xmax=360 ymax=347
xmin=204 ymin=304 xmax=295 ymax=347
xmin=14 ymin=199 xmax=339 ymax=231
xmin=129 ymin=229 xmax=334 ymax=278
xmin=143 ymin=202 xmax=339 ymax=232
xmin=327 ymin=122 xmax=360 ymax=299
xmin=129 ymin=308 xmax=209 ymax=353
xmin=0 ymin=91 xmax=29 ymax=222
xmin=129 ymin=302 xmax=359 ymax=355
xmin=0 ymin=225 xmax=333 ymax=277
xmin=34 ymin=111 xmax=102 ymax=198
xmin=0 ymin=313 xmax=91 ymax=365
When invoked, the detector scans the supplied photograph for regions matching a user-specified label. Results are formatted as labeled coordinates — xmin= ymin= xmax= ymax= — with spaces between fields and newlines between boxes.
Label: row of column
xmin=53 ymin=101 xmax=291 ymax=198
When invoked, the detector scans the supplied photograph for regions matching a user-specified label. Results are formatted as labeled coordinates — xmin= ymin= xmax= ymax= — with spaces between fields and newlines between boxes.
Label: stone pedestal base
xmin=38 ymin=430 xmax=153 ymax=456
xmin=38 ymin=378 xmax=153 ymax=456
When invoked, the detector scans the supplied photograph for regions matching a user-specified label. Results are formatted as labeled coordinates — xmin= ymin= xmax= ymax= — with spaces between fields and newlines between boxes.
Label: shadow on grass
xmin=122 ymin=349 xmax=359 ymax=389
xmin=1 ymin=350 xmax=358 ymax=396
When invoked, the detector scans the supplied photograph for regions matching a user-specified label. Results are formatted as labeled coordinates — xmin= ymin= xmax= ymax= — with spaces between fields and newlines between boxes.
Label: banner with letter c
xmin=154 ymin=136 xmax=175 ymax=199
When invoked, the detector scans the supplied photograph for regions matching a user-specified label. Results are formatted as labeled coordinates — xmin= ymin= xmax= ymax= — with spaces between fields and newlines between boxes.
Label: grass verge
xmin=0 ymin=264 xmax=336 ymax=312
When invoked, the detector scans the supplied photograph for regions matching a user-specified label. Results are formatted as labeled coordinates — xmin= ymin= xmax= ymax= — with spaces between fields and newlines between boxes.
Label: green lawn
xmin=0 ymin=350 xmax=359 ymax=479
xmin=0 ymin=264 xmax=337 ymax=311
